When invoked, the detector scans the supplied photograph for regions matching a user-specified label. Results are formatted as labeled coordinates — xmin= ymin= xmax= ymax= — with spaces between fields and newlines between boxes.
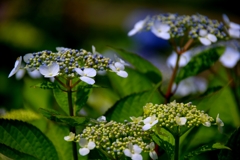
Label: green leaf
xmin=0 ymin=109 xmax=41 ymax=121
xmin=0 ymin=143 xmax=36 ymax=160
xmin=218 ymin=127 xmax=240 ymax=160
xmin=53 ymin=87 xmax=70 ymax=115
xmin=108 ymin=46 xmax=162 ymax=84
xmin=152 ymin=127 xmax=175 ymax=159
xmin=108 ymin=67 xmax=154 ymax=97
xmin=0 ymin=119 xmax=58 ymax=160
xmin=184 ymin=142 xmax=230 ymax=159
xmin=175 ymin=46 xmax=225 ymax=84
xmin=105 ymin=90 xmax=162 ymax=122
xmin=75 ymin=82 xmax=93 ymax=113
xmin=31 ymin=81 xmax=59 ymax=89
xmin=39 ymin=108 xmax=87 ymax=126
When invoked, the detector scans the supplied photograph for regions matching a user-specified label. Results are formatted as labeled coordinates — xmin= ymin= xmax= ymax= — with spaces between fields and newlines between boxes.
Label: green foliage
xmin=109 ymin=46 xmax=162 ymax=84
xmin=31 ymin=81 xmax=59 ymax=89
xmin=175 ymin=46 xmax=225 ymax=84
xmin=105 ymin=90 xmax=162 ymax=122
xmin=39 ymin=108 xmax=87 ymax=126
xmin=218 ymin=127 xmax=240 ymax=160
xmin=0 ymin=119 xmax=58 ymax=160
xmin=184 ymin=142 xmax=230 ymax=159
xmin=0 ymin=109 xmax=41 ymax=121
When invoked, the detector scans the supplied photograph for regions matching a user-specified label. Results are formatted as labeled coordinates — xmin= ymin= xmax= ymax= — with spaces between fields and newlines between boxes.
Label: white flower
xmin=64 ymin=132 xmax=75 ymax=142
xmin=198 ymin=29 xmax=217 ymax=45
xmin=172 ymin=77 xmax=207 ymax=97
xmin=97 ymin=116 xmax=106 ymax=122
xmin=148 ymin=142 xmax=158 ymax=160
xmin=216 ymin=114 xmax=224 ymax=133
xmin=219 ymin=47 xmax=240 ymax=68
xmin=128 ymin=16 xmax=149 ymax=36
xmin=79 ymin=138 xmax=96 ymax=156
xmin=130 ymin=116 xmax=143 ymax=123
xmin=175 ymin=116 xmax=187 ymax=126
xmin=8 ymin=56 xmax=22 ymax=78
xmin=109 ymin=62 xmax=128 ymax=78
xmin=75 ymin=68 xmax=96 ymax=85
xmin=151 ymin=21 xmax=170 ymax=40
xmin=15 ymin=69 xmax=42 ymax=80
xmin=114 ymin=54 xmax=130 ymax=66
xmin=142 ymin=115 xmax=158 ymax=131
xmin=167 ymin=51 xmax=191 ymax=68
xmin=123 ymin=143 xmax=143 ymax=160
xmin=39 ymin=62 xmax=60 ymax=78
xmin=223 ymin=14 xmax=240 ymax=38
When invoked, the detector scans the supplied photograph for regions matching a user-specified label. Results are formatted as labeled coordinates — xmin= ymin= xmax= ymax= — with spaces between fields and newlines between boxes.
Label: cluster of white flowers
xmin=128 ymin=13 xmax=240 ymax=46
xmin=8 ymin=46 xmax=128 ymax=85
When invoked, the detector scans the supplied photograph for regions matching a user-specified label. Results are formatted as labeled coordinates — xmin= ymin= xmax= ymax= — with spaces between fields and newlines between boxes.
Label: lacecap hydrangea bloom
xmin=128 ymin=13 xmax=234 ymax=46
xmin=8 ymin=46 xmax=128 ymax=85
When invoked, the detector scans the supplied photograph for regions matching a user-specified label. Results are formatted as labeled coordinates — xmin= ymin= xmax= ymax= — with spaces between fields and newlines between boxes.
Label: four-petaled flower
xmin=75 ymin=68 xmax=97 ymax=85
xmin=151 ymin=22 xmax=171 ymax=40
xmin=175 ymin=116 xmax=187 ymax=126
xmin=148 ymin=142 xmax=158 ymax=160
xmin=109 ymin=62 xmax=128 ymax=78
xmin=8 ymin=56 xmax=22 ymax=78
xmin=123 ymin=143 xmax=143 ymax=160
xmin=198 ymin=29 xmax=217 ymax=45
xmin=128 ymin=16 xmax=149 ymax=36
xmin=39 ymin=62 xmax=60 ymax=78
xmin=79 ymin=138 xmax=96 ymax=156
xmin=223 ymin=14 xmax=240 ymax=38
xmin=142 ymin=114 xmax=158 ymax=131
xmin=216 ymin=114 xmax=224 ymax=133
xmin=219 ymin=47 xmax=240 ymax=68
xmin=64 ymin=132 xmax=75 ymax=142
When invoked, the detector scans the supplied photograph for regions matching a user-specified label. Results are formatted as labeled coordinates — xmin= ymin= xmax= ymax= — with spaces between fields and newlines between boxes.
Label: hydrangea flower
xmin=64 ymin=132 xmax=75 ymax=142
xmin=128 ymin=16 xmax=149 ymax=36
xmin=123 ymin=143 xmax=143 ymax=160
xmin=151 ymin=22 xmax=171 ymax=40
xmin=222 ymin=14 xmax=240 ymax=38
xmin=216 ymin=114 xmax=224 ymax=133
xmin=148 ymin=142 xmax=158 ymax=160
xmin=39 ymin=62 xmax=60 ymax=78
xmin=79 ymin=138 xmax=96 ymax=156
xmin=198 ymin=29 xmax=217 ymax=45
xmin=96 ymin=116 xmax=106 ymax=122
xmin=167 ymin=51 xmax=191 ymax=68
xmin=8 ymin=56 xmax=22 ymax=78
xmin=75 ymin=68 xmax=96 ymax=85
xmin=219 ymin=47 xmax=240 ymax=68
xmin=130 ymin=116 xmax=143 ymax=124
xmin=142 ymin=114 xmax=158 ymax=131
xmin=175 ymin=116 xmax=187 ymax=126
xmin=109 ymin=62 xmax=128 ymax=78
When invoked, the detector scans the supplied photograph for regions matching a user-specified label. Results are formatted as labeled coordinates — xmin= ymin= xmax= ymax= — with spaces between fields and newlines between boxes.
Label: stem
xmin=66 ymin=79 xmax=78 ymax=160
xmin=174 ymin=127 xmax=180 ymax=160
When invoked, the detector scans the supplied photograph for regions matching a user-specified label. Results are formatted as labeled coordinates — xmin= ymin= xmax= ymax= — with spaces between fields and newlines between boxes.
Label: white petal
xmin=97 ymin=116 xmax=106 ymax=122
xmin=117 ymin=70 xmax=128 ymax=78
xmin=176 ymin=117 xmax=187 ymax=125
xmin=216 ymin=114 xmax=224 ymax=127
xmin=220 ymin=47 xmax=240 ymax=68
xmin=132 ymin=154 xmax=143 ymax=160
xmin=80 ymin=76 xmax=95 ymax=85
xmin=8 ymin=56 xmax=22 ymax=78
xmin=84 ymin=68 xmax=96 ymax=77
xmin=151 ymin=26 xmax=170 ymax=40
xmin=199 ymin=29 xmax=207 ymax=36
xmin=142 ymin=124 xmax=151 ymax=131
xmin=207 ymin=34 xmax=217 ymax=42
xmin=115 ymin=62 xmax=125 ymax=70
xmin=27 ymin=70 xmax=42 ymax=79
xmin=79 ymin=148 xmax=90 ymax=156
xmin=199 ymin=37 xmax=211 ymax=46
xmin=203 ymin=121 xmax=211 ymax=127
xmin=222 ymin=14 xmax=230 ymax=24
xmin=79 ymin=138 xmax=88 ymax=147
xmin=149 ymin=142 xmax=155 ymax=150
xmin=109 ymin=64 xmax=117 ymax=72
xmin=228 ymin=29 xmax=240 ymax=38
xmin=92 ymin=45 xmax=96 ymax=54
xmin=39 ymin=62 xmax=59 ymax=77
xmin=75 ymin=68 xmax=84 ymax=76
xmin=15 ymin=69 xmax=25 ymax=80
xmin=128 ymin=19 xmax=146 ymax=36
xmin=133 ymin=145 xmax=142 ymax=154
xmin=23 ymin=53 xmax=33 ymax=63
xmin=88 ymin=141 xmax=96 ymax=150
xmin=149 ymin=151 xmax=158 ymax=160
xmin=229 ymin=22 xmax=240 ymax=30
xmin=151 ymin=120 xmax=158 ymax=126
xmin=123 ymin=149 xmax=132 ymax=157
xmin=143 ymin=117 xmax=151 ymax=124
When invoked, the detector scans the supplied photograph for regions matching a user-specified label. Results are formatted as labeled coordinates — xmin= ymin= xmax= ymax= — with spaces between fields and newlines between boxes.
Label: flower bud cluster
xmin=143 ymin=100 xmax=214 ymax=129
xmin=78 ymin=119 xmax=154 ymax=159
xmin=24 ymin=47 xmax=113 ymax=78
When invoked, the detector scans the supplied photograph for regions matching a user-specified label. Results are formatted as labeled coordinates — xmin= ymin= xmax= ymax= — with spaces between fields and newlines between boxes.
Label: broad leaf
xmin=0 ymin=143 xmax=36 ymax=160
xmin=39 ymin=108 xmax=87 ymax=126
xmin=0 ymin=109 xmax=41 ymax=121
xmin=108 ymin=67 xmax=154 ymax=97
xmin=0 ymin=119 xmax=58 ymax=160
xmin=53 ymin=87 xmax=70 ymax=115
xmin=184 ymin=142 xmax=231 ymax=159
xmin=175 ymin=46 xmax=225 ymax=84
xmin=109 ymin=46 xmax=162 ymax=84
xmin=105 ymin=90 xmax=162 ymax=122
